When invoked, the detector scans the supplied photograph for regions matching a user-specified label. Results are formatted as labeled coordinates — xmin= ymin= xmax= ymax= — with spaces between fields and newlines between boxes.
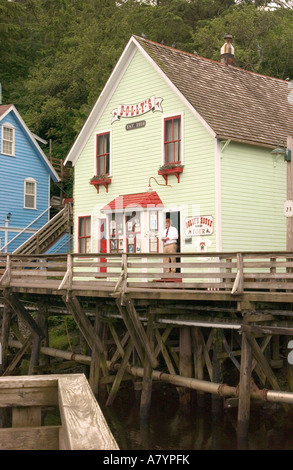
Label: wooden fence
xmin=0 ymin=251 xmax=293 ymax=297
xmin=0 ymin=374 xmax=119 ymax=450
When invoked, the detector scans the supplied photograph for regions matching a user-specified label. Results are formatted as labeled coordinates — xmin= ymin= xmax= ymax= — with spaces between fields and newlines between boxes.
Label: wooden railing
xmin=50 ymin=157 xmax=70 ymax=182
xmin=13 ymin=203 xmax=72 ymax=255
xmin=0 ymin=374 xmax=119 ymax=450
xmin=1 ymin=251 xmax=293 ymax=296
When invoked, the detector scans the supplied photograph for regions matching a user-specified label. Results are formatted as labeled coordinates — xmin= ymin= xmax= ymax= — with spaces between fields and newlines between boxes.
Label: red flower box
xmin=158 ymin=166 xmax=183 ymax=184
xmin=90 ymin=177 xmax=112 ymax=193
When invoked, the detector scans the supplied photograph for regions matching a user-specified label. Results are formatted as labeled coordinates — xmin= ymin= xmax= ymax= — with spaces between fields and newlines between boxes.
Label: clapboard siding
xmin=0 ymin=107 xmax=56 ymax=252
xmin=221 ymin=141 xmax=286 ymax=251
xmin=74 ymin=49 xmax=215 ymax=252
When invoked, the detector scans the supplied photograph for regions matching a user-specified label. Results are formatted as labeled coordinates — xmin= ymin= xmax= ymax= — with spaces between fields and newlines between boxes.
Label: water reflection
xmin=100 ymin=386 xmax=293 ymax=450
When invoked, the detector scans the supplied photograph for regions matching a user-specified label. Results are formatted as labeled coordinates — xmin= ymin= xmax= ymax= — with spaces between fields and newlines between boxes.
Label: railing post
xmin=237 ymin=253 xmax=244 ymax=293
xmin=0 ymin=255 xmax=11 ymax=287
xmin=231 ymin=253 xmax=243 ymax=294
xmin=67 ymin=254 xmax=73 ymax=291
xmin=121 ymin=253 xmax=128 ymax=299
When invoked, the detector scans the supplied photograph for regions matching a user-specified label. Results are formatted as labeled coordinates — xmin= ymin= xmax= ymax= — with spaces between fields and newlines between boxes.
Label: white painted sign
xmin=111 ymin=96 xmax=163 ymax=123
xmin=185 ymin=216 xmax=214 ymax=236
xmin=284 ymin=200 xmax=293 ymax=217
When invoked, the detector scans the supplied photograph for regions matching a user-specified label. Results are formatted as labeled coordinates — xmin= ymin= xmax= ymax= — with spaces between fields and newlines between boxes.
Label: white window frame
xmin=24 ymin=178 xmax=37 ymax=209
xmin=161 ymin=112 xmax=184 ymax=166
xmin=1 ymin=123 xmax=15 ymax=156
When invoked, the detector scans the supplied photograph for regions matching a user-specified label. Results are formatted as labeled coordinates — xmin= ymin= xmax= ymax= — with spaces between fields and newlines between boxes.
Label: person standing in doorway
xmin=162 ymin=218 xmax=178 ymax=273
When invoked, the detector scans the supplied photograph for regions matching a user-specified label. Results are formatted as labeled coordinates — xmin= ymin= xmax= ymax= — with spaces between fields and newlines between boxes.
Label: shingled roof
xmin=134 ymin=36 xmax=293 ymax=148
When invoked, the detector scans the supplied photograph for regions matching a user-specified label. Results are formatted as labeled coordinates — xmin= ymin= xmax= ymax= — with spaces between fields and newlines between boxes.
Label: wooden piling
xmin=89 ymin=312 xmax=102 ymax=397
xmin=0 ymin=303 xmax=12 ymax=375
xmin=237 ymin=325 xmax=253 ymax=450
xmin=140 ymin=311 xmax=154 ymax=422
xmin=212 ymin=328 xmax=223 ymax=414
xmin=193 ymin=327 xmax=205 ymax=407
xmin=179 ymin=326 xmax=193 ymax=408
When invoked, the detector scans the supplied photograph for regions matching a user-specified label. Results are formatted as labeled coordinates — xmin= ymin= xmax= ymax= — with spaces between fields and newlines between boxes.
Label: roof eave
xmin=64 ymin=36 xmax=138 ymax=167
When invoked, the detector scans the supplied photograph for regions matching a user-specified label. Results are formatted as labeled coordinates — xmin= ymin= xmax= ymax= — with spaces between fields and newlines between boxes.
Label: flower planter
xmin=158 ymin=166 xmax=183 ymax=184
xmin=90 ymin=178 xmax=112 ymax=193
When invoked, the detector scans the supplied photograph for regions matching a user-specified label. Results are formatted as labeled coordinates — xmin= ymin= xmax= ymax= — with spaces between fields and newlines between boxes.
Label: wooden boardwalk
xmin=1 ymin=251 xmax=293 ymax=302
xmin=1 ymin=251 xmax=293 ymax=449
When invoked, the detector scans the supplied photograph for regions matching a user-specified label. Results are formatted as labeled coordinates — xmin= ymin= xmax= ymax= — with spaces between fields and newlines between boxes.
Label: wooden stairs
xmin=13 ymin=202 xmax=73 ymax=255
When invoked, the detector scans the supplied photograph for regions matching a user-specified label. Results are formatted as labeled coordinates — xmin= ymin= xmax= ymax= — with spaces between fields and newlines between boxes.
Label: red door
xmin=99 ymin=220 xmax=107 ymax=272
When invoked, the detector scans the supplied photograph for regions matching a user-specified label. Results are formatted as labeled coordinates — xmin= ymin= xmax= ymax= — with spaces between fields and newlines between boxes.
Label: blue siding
xmin=45 ymin=233 xmax=73 ymax=254
xmin=0 ymin=109 xmax=51 ymax=252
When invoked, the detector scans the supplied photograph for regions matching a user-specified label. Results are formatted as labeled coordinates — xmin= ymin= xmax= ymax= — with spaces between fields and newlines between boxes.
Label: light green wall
xmin=74 ymin=49 xmax=216 ymax=253
xmin=221 ymin=141 xmax=286 ymax=251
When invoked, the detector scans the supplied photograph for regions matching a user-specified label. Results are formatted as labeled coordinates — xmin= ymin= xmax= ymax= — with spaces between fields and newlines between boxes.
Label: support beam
xmin=0 ymin=303 xmax=12 ymax=375
xmin=140 ymin=311 xmax=154 ymax=422
xmin=237 ymin=329 xmax=252 ymax=450
xmin=179 ymin=326 xmax=193 ymax=407
xmin=115 ymin=299 xmax=144 ymax=365
xmin=124 ymin=298 xmax=158 ymax=369
xmin=89 ymin=313 xmax=102 ymax=397
xmin=62 ymin=294 xmax=109 ymax=378
xmin=4 ymin=291 xmax=44 ymax=339
xmin=106 ymin=339 xmax=133 ymax=406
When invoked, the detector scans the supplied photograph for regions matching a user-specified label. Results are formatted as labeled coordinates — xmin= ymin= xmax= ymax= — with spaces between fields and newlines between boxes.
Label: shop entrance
xmin=165 ymin=211 xmax=180 ymax=272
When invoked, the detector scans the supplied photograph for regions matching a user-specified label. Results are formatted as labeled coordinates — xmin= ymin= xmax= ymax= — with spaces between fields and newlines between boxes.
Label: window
xmin=164 ymin=116 xmax=181 ymax=165
xmin=78 ymin=216 xmax=91 ymax=254
xmin=1 ymin=124 xmax=15 ymax=156
xmin=24 ymin=178 xmax=36 ymax=209
xmin=96 ymin=132 xmax=110 ymax=177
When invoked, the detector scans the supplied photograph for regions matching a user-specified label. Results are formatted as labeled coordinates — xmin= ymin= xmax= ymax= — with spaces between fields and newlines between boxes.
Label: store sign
xmin=111 ymin=96 xmax=163 ymax=123
xmin=125 ymin=120 xmax=146 ymax=131
xmin=185 ymin=216 xmax=214 ymax=236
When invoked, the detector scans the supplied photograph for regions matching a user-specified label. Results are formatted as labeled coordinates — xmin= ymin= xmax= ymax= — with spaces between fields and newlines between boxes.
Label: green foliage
xmin=1 ymin=0 xmax=293 ymax=198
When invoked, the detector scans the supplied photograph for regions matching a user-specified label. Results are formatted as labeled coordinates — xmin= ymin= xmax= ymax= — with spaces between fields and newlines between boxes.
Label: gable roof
xmin=101 ymin=191 xmax=163 ymax=211
xmin=0 ymin=104 xmax=60 ymax=182
xmin=64 ymin=35 xmax=293 ymax=166
xmin=134 ymin=36 xmax=293 ymax=149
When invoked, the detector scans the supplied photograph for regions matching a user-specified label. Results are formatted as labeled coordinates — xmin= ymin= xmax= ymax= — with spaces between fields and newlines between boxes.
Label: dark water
xmin=100 ymin=385 xmax=293 ymax=451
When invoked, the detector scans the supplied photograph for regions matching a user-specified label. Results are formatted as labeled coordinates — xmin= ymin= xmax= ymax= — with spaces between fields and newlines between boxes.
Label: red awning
xmin=101 ymin=191 xmax=164 ymax=211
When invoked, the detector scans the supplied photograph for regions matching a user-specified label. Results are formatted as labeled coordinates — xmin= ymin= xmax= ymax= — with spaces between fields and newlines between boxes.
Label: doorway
xmin=98 ymin=218 xmax=107 ymax=272
xmin=165 ymin=211 xmax=181 ymax=272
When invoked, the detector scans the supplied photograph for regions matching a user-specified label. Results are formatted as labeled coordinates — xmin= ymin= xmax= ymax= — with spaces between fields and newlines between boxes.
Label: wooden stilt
xmin=28 ymin=305 xmax=48 ymax=375
xmin=63 ymin=294 xmax=109 ymax=378
xmin=89 ymin=313 xmax=102 ymax=397
xmin=115 ymin=299 xmax=144 ymax=365
xmin=179 ymin=326 xmax=193 ymax=408
xmin=124 ymin=298 xmax=158 ymax=369
xmin=237 ymin=327 xmax=252 ymax=450
xmin=0 ymin=303 xmax=12 ymax=375
xmin=2 ymin=335 xmax=33 ymax=376
xmin=212 ymin=328 xmax=223 ymax=414
xmin=106 ymin=339 xmax=133 ymax=406
xmin=4 ymin=291 xmax=44 ymax=339
xmin=140 ymin=311 xmax=154 ymax=423
xmin=193 ymin=327 xmax=205 ymax=407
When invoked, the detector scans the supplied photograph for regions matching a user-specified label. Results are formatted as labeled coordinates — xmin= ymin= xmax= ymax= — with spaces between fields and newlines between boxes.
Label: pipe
xmin=8 ymin=340 xmax=293 ymax=405
xmin=8 ymin=340 xmax=91 ymax=366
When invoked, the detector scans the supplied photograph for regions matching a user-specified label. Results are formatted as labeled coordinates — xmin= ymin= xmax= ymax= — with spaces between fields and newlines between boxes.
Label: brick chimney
xmin=221 ymin=35 xmax=234 ymax=66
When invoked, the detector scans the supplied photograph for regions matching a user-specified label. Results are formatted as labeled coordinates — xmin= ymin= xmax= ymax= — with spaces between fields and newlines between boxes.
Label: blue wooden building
xmin=0 ymin=104 xmax=60 ymax=253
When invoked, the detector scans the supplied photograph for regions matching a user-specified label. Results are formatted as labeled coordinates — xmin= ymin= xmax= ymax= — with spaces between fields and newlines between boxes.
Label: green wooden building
xmin=64 ymin=35 xmax=293 ymax=257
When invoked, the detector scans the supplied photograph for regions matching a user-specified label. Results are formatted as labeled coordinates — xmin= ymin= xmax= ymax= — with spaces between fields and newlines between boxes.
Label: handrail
xmin=13 ymin=204 xmax=71 ymax=254
xmin=1 ymin=251 xmax=293 ymax=298
xmin=0 ymin=206 xmax=51 ymax=253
